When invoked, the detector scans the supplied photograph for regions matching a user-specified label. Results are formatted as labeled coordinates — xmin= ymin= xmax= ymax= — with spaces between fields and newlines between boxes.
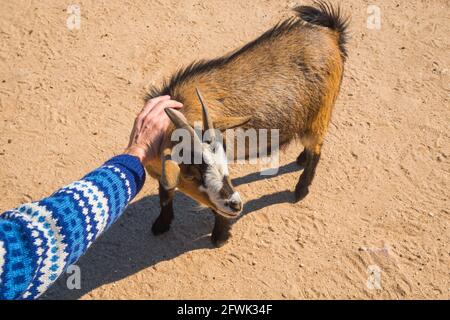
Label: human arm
xmin=0 ymin=96 xmax=182 ymax=299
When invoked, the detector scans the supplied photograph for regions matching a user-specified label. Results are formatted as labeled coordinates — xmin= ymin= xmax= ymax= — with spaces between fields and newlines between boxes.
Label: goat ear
xmin=213 ymin=116 xmax=251 ymax=131
xmin=160 ymin=143 xmax=180 ymax=190
xmin=161 ymin=157 xmax=180 ymax=190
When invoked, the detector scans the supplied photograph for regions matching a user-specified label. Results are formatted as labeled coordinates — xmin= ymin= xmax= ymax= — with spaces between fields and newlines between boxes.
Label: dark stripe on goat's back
xmin=146 ymin=18 xmax=306 ymax=101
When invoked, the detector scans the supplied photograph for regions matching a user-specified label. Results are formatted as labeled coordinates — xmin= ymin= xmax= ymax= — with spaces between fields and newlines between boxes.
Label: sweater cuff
xmin=104 ymin=154 xmax=146 ymax=197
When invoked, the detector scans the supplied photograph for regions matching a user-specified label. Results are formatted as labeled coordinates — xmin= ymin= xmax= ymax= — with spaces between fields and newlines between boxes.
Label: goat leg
xmin=296 ymin=148 xmax=309 ymax=167
xmin=211 ymin=212 xmax=232 ymax=247
xmin=295 ymin=149 xmax=321 ymax=202
xmin=152 ymin=183 xmax=175 ymax=235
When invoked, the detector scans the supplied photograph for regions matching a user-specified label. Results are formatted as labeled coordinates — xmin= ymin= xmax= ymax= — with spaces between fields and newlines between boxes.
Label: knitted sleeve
xmin=0 ymin=154 xmax=146 ymax=300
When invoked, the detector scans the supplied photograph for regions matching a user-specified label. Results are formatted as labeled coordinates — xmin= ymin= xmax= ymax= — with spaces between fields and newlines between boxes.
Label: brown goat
xmin=145 ymin=1 xmax=349 ymax=246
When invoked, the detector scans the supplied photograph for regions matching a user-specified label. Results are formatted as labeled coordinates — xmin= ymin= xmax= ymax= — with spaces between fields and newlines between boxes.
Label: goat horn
xmin=196 ymin=88 xmax=216 ymax=141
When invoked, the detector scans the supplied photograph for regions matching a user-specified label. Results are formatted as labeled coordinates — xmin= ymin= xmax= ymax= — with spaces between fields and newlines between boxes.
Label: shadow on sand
xmin=42 ymin=162 xmax=300 ymax=299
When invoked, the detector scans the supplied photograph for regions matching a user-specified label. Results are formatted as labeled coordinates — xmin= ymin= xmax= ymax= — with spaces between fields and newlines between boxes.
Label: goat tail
xmin=294 ymin=1 xmax=349 ymax=60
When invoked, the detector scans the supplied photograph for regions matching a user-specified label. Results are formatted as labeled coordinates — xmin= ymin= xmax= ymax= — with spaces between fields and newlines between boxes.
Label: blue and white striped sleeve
xmin=0 ymin=154 xmax=146 ymax=300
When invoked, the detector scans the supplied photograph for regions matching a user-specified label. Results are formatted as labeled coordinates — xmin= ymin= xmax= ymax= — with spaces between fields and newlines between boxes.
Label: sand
xmin=0 ymin=0 xmax=448 ymax=299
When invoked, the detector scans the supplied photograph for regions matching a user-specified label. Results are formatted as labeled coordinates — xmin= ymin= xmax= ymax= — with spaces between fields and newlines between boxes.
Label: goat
xmin=145 ymin=1 xmax=349 ymax=246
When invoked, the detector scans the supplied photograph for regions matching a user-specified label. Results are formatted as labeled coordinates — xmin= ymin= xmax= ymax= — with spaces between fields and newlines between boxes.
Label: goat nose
xmin=229 ymin=199 xmax=242 ymax=212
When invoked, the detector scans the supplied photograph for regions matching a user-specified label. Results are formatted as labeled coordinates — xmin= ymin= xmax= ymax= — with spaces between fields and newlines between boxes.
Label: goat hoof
xmin=151 ymin=219 xmax=171 ymax=235
xmin=296 ymin=151 xmax=308 ymax=167
xmin=294 ymin=185 xmax=309 ymax=202
xmin=211 ymin=231 xmax=231 ymax=248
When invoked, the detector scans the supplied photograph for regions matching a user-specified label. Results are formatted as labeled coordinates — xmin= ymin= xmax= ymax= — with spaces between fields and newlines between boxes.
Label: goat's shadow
xmin=42 ymin=162 xmax=300 ymax=299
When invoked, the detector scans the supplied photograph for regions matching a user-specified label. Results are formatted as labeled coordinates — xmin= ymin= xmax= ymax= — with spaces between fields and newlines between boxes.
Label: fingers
xmin=153 ymin=99 xmax=183 ymax=115
xmin=134 ymin=95 xmax=171 ymax=134
xmin=142 ymin=100 xmax=183 ymax=131
xmin=143 ymin=95 xmax=171 ymax=113
xmin=127 ymin=95 xmax=184 ymax=163
xmin=137 ymin=95 xmax=171 ymax=122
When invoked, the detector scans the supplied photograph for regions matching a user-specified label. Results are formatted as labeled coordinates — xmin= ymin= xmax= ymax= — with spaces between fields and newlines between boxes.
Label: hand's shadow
xmin=41 ymin=162 xmax=300 ymax=299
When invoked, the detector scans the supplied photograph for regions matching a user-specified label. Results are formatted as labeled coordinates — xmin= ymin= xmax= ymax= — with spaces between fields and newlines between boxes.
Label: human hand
xmin=124 ymin=96 xmax=183 ymax=165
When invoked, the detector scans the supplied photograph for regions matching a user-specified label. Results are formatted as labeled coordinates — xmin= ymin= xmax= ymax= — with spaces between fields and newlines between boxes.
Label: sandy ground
xmin=0 ymin=0 xmax=449 ymax=299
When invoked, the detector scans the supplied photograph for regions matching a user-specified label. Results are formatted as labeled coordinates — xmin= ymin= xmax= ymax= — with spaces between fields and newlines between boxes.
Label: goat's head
xmin=160 ymin=89 xmax=250 ymax=218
